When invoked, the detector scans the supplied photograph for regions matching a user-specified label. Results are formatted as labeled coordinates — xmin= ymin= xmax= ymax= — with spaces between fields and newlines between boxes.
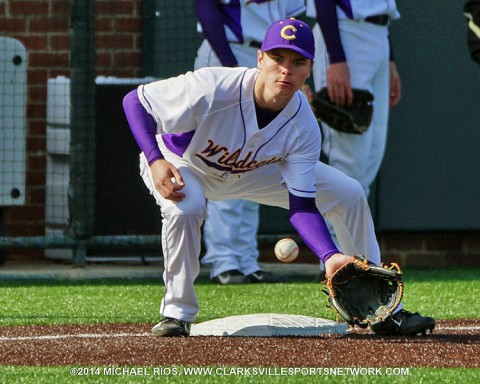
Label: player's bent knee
xmin=341 ymin=177 xmax=368 ymax=208
xmin=345 ymin=176 xmax=365 ymax=199
xmin=162 ymin=198 xmax=207 ymax=221
xmin=326 ymin=167 xmax=366 ymax=200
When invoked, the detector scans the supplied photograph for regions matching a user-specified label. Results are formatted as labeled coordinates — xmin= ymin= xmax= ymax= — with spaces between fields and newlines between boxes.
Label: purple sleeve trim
xmin=314 ymin=0 xmax=346 ymax=63
xmin=122 ymin=89 xmax=164 ymax=165
xmin=196 ymin=0 xmax=238 ymax=67
xmin=289 ymin=193 xmax=339 ymax=263
xmin=162 ymin=131 xmax=195 ymax=157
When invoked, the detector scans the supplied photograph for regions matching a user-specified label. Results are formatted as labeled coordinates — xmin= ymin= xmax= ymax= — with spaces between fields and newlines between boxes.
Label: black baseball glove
xmin=465 ymin=0 xmax=480 ymax=64
xmin=311 ymin=88 xmax=374 ymax=134
xmin=324 ymin=255 xmax=404 ymax=329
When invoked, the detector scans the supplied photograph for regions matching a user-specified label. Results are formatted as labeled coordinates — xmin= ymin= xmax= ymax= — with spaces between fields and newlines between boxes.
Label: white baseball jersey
xmin=306 ymin=0 xmax=400 ymax=21
xmin=137 ymin=67 xmax=320 ymax=199
xmin=199 ymin=0 xmax=306 ymax=44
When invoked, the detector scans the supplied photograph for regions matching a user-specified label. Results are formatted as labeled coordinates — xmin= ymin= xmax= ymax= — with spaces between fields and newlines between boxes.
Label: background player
xmin=122 ymin=18 xmax=434 ymax=337
xmin=306 ymin=0 xmax=401 ymax=274
xmin=194 ymin=0 xmax=306 ymax=284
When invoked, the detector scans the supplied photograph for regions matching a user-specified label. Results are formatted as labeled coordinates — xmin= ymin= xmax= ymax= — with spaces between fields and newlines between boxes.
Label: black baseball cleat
xmin=152 ymin=317 xmax=191 ymax=337
xmin=213 ymin=269 xmax=245 ymax=284
xmin=370 ymin=309 xmax=435 ymax=336
xmin=245 ymin=270 xmax=282 ymax=283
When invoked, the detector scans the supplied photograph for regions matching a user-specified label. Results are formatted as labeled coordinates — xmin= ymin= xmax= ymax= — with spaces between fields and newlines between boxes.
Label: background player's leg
xmin=237 ymin=200 xmax=260 ymax=276
xmin=202 ymin=200 xmax=248 ymax=277
xmin=363 ymin=57 xmax=390 ymax=194
xmin=202 ymin=199 xmax=262 ymax=282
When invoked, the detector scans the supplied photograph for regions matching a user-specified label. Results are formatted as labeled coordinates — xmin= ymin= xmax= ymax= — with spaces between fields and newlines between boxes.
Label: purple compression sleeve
xmin=289 ymin=193 xmax=339 ymax=263
xmin=122 ymin=89 xmax=164 ymax=165
xmin=196 ymin=0 xmax=238 ymax=67
xmin=313 ymin=0 xmax=346 ymax=64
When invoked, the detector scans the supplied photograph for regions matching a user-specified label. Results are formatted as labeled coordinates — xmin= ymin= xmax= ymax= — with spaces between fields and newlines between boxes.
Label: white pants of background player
xmin=139 ymin=150 xmax=381 ymax=322
xmin=194 ymin=40 xmax=262 ymax=278
xmin=312 ymin=20 xmax=390 ymax=198
xmin=312 ymin=20 xmax=391 ymax=252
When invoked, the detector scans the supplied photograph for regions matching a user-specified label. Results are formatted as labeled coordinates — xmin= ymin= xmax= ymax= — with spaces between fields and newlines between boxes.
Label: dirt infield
xmin=0 ymin=319 xmax=479 ymax=368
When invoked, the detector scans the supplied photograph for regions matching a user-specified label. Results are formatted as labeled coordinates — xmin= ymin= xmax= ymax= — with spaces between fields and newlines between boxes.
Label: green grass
xmin=0 ymin=267 xmax=479 ymax=383
xmin=1 ymin=268 xmax=479 ymax=326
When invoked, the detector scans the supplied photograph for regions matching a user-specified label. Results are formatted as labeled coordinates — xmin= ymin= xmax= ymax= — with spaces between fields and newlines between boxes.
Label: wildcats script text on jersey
xmin=196 ymin=139 xmax=282 ymax=174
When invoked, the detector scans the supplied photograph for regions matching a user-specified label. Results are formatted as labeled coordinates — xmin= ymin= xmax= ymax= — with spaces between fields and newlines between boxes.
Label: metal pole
xmin=67 ymin=0 xmax=96 ymax=265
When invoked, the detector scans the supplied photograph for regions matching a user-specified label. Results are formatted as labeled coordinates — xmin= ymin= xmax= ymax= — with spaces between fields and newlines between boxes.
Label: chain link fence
xmin=0 ymin=0 xmax=294 ymax=266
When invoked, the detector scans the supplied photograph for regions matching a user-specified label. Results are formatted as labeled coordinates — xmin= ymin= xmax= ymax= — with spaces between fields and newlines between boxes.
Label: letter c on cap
xmin=281 ymin=25 xmax=297 ymax=40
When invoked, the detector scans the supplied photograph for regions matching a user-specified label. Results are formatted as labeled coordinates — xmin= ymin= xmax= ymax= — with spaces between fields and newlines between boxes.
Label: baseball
xmin=274 ymin=238 xmax=299 ymax=263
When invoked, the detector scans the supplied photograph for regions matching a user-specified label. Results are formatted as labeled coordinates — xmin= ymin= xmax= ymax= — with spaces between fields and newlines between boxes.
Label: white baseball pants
xmin=139 ymin=151 xmax=380 ymax=322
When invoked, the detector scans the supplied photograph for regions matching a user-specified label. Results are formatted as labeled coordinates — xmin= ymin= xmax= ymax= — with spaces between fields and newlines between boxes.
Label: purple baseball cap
xmin=261 ymin=18 xmax=315 ymax=60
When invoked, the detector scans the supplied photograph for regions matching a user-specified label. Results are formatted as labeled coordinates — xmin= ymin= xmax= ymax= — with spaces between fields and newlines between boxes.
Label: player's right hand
xmin=389 ymin=61 xmax=401 ymax=108
xmin=149 ymin=159 xmax=185 ymax=201
xmin=326 ymin=62 xmax=353 ymax=107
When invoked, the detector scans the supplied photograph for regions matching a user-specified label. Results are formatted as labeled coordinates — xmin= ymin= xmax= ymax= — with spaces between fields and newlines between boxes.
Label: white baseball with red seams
xmin=274 ymin=238 xmax=299 ymax=263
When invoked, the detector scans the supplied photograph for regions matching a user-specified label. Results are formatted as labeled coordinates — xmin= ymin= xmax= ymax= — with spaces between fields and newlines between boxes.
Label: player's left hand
xmin=149 ymin=159 xmax=185 ymax=201
xmin=324 ymin=253 xmax=354 ymax=277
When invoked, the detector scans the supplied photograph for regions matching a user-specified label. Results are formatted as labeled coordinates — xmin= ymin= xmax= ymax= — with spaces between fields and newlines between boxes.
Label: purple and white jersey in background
xmin=306 ymin=0 xmax=399 ymax=21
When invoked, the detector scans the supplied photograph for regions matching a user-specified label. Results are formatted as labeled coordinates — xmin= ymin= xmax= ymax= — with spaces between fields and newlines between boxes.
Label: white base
xmin=190 ymin=313 xmax=348 ymax=337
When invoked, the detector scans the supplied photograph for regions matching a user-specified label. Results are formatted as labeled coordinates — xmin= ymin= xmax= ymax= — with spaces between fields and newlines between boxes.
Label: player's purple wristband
xmin=289 ymin=193 xmax=339 ymax=264
xmin=122 ymin=90 xmax=164 ymax=165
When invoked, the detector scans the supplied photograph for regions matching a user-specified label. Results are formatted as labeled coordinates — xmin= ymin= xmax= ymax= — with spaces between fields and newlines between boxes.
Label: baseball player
xmin=306 ymin=0 xmax=401 ymax=198
xmin=194 ymin=0 xmax=306 ymax=285
xmin=123 ymin=19 xmax=434 ymax=337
